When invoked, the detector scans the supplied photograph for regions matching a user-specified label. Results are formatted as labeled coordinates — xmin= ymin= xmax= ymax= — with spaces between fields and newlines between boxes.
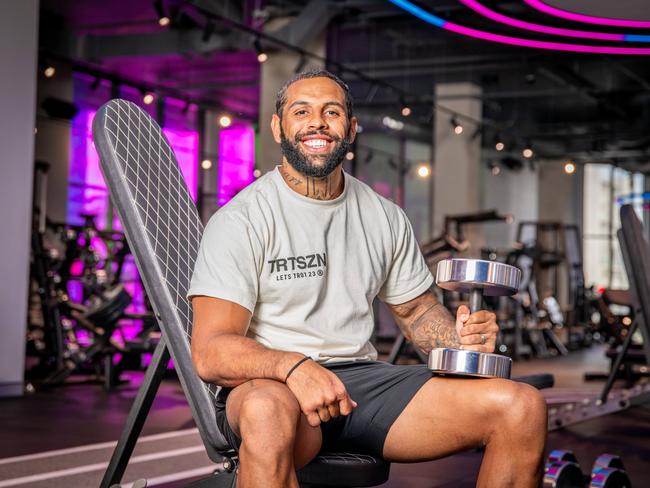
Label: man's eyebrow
xmin=287 ymin=100 xmax=345 ymax=110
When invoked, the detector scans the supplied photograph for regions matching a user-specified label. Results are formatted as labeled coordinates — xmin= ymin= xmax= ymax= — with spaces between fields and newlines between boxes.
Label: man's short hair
xmin=275 ymin=69 xmax=354 ymax=119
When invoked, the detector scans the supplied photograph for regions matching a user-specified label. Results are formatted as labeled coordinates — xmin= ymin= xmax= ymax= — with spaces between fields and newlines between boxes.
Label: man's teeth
xmin=303 ymin=139 xmax=328 ymax=148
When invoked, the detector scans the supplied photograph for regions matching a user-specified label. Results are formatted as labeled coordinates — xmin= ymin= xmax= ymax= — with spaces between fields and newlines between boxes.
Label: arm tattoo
xmin=408 ymin=302 xmax=461 ymax=353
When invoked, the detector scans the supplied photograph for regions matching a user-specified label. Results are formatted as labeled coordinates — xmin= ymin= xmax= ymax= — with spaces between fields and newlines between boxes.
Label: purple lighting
xmin=524 ymin=0 xmax=650 ymax=28
xmin=162 ymin=128 xmax=199 ymax=201
xmin=387 ymin=0 xmax=650 ymax=55
xmin=460 ymin=0 xmax=630 ymax=42
xmin=218 ymin=124 xmax=255 ymax=206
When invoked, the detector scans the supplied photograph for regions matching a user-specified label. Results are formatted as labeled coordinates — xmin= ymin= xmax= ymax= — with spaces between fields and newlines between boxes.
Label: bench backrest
xmin=92 ymin=99 xmax=229 ymax=460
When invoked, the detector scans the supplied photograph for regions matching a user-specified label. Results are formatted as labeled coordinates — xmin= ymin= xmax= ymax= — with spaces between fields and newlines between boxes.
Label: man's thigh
xmin=225 ymin=379 xmax=322 ymax=468
xmin=382 ymin=376 xmax=528 ymax=461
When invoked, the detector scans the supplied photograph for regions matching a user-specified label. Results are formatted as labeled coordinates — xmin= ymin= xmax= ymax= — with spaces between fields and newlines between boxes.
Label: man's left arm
xmin=387 ymin=291 xmax=500 ymax=353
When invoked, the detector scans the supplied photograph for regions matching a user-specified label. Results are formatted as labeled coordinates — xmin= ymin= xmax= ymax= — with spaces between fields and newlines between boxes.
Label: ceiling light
xmin=417 ymin=164 xmax=431 ymax=178
xmin=201 ymin=159 xmax=212 ymax=170
xmin=219 ymin=115 xmax=232 ymax=128
xmin=522 ymin=146 xmax=534 ymax=159
xmin=400 ymin=97 xmax=411 ymax=117
xmin=564 ymin=161 xmax=576 ymax=174
xmin=254 ymin=38 xmax=267 ymax=63
xmin=253 ymin=169 xmax=262 ymax=178
xmin=389 ymin=0 xmax=650 ymax=55
xmin=154 ymin=1 xmax=170 ymax=26
xmin=451 ymin=117 xmax=463 ymax=135
xmin=495 ymin=141 xmax=505 ymax=151
xmin=44 ymin=66 xmax=56 ymax=78
xmin=345 ymin=151 xmax=355 ymax=161
xmin=143 ymin=93 xmax=155 ymax=105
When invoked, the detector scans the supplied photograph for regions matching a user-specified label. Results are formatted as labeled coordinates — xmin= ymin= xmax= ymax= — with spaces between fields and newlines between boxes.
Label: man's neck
xmin=279 ymin=160 xmax=344 ymax=201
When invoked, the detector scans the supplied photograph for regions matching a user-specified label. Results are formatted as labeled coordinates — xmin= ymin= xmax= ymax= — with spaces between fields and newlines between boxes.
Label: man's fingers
xmin=327 ymin=403 xmax=340 ymax=419
xmin=460 ymin=333 xmax=494 ymax=345
xmin=463 ymin=311 xmax=496 ymax=326
xmin=456 ymin=305 xmax=470 ymax=323
xmin=460 ymin=322 xmax=499 ymax=336
xmin=317 ymin=407 xmax=331 ymax=423
xmin=338 ymin=394 xmax=356 ymax=416
xmin=306 ymin=411 xmax=321 ymax=427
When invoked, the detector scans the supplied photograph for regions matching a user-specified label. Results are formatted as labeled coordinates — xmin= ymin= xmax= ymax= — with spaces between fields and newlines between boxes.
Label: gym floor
xmin=0 ymin=346 xmax=648 ymax=488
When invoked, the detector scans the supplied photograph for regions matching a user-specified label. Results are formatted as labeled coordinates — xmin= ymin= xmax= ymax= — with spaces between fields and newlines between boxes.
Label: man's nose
xmin=307 ymin=112 xmax=327 ymax=130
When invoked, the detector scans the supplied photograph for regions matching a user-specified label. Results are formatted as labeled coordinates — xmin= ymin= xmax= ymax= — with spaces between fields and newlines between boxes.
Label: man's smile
xmin=299 ymin=134 xmax=335 ymax=155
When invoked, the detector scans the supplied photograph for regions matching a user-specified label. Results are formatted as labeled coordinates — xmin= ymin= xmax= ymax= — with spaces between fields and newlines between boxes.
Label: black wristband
xmin=284 ymin=356 xmax=311 ymax=382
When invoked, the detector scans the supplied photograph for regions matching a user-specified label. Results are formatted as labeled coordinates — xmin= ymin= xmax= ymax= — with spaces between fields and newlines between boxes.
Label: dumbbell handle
xmin=469 ymin=288 xmax=483 ymax=313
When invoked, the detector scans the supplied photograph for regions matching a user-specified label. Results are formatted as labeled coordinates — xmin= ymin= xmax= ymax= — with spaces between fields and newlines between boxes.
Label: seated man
xmin=188 ymin=70 xmax=547 ymax=488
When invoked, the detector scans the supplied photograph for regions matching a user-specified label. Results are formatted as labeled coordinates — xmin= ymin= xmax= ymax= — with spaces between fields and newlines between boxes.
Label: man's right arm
xmin=191 ymin=295 xmax=304 ymax=387
xmin=190 ymin=295 xmax=356 ymax=426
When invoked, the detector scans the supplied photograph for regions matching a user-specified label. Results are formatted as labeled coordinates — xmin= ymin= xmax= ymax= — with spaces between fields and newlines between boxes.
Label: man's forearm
xmin=409 ymin=302 xmax=460 ymax=352
xmin=391 ymin=291 xmax=461 ymax=353
xmin=193 ymin=334 xmax=304 ymax=387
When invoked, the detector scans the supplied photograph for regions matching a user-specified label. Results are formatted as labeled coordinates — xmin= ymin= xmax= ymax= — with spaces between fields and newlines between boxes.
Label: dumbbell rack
xmin=547 ymin=381 xmax=650 ymax=431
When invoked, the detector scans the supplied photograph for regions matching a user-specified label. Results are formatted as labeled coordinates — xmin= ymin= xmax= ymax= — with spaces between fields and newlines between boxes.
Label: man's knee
xmin=238 ymin=383 xmax=301 ymax=445
xmin=493 ymin=381 xmax=547 ymax=436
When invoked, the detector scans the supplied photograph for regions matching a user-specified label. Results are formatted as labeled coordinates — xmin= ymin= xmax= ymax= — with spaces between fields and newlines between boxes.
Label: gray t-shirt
xmin=188 ymin=167 xmax=433 ymax=362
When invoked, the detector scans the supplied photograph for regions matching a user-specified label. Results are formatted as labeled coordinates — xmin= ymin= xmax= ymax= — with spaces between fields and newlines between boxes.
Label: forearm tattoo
xmin=408 ymin=302 xmax=461 ymax=353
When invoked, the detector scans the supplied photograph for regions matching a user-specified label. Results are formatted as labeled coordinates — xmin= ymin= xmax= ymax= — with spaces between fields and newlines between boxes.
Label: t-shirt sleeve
xmin=378 ymin=206 xmax=433 ymax=304
xmin=187 ymin=210 xmax=261 ymax=313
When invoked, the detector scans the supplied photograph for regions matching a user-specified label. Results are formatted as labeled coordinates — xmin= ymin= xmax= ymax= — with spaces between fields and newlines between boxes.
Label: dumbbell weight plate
xmin=428 ymin=348 xmax=512 ymax=378
xmin=436 ymin=258 xmax=521 ymax=296
xmin=592 ymin=454 xmax=625 ymax=471
xmin=544 ymin=462 xmax=585 ymax=488
xmin=590 ymin=467 xmax=631 ymax=488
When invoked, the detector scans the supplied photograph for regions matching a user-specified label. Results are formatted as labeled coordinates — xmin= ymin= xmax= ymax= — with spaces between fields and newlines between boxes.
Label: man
xmin=188 ymin=70 xmax=547 ymax=488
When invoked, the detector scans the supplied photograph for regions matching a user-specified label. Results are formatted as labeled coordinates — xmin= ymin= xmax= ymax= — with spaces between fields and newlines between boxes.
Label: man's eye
xmin=294 ymin=110 xmax=308 ymax=116
xmin=326 ymin=110 xmax=340 ymax=116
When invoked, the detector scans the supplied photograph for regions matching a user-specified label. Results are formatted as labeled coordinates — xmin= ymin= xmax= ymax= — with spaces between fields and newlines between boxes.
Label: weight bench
xmin=93 ymin=99 xmax=389 ymax=488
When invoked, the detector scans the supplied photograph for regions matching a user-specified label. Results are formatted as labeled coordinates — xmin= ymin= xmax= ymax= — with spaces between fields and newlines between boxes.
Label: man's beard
xmin=280 ymin=126 xmax=351 ymax=178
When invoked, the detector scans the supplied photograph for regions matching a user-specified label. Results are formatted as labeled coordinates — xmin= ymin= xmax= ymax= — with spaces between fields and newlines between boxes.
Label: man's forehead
xmin=285 ymin=77 xmax=345 ymax=103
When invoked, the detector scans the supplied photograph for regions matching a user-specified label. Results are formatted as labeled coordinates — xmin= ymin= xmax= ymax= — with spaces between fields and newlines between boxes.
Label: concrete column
xmin=538 ymin=160 xmax=583 ymax=225
xmin=433 ymin=83 xmax=483 ymax=249
xmin=258 ymin=22 xmax=325 ymax=174
xmin=199 ymin=109 xmax=221 ymax=222
xmin=0 ymin=0 xmax=39 ymax=397
xmin=34 ymin=64 xmax=73 ymax=223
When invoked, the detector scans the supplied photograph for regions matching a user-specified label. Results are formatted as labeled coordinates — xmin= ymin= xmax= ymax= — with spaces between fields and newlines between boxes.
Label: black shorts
xmin=214 ymin=361 xmax=432 ymax=457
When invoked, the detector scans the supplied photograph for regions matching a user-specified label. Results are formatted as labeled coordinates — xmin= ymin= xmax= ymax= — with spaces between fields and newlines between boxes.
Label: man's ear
xmin=271 ymin=114 xmax=282 ymax=144
xmin=348 ymin=116 xmax=358 ymax=143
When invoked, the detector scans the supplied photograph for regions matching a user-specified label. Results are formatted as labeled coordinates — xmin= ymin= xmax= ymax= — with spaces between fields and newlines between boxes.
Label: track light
xmin=494 ymin=135 xmax=505 ymax=151
xmin=202 ymin=20 xmax=215 ymax=43
xmin=219 ymin=115 xmax=232 ymax=128
xmin=564 ymin=161 xmax=576 ymax=174
xmin=451 ymin=117 xmax=463 ymax=135
xmin=488 ymin=160 xmax=501 ymax=176
xmin=522 ymin=145 xmax=534 ymax=159
xmin=254 ymin=38 xmax=268 ymax=63
xmin=153 ymin=0 xmax=170 ymax=26
xmin=44 ymin=66 xmax=56 ymax=78
xmin=417 ymin=164 xmax=431 ymax=178
xmin=143 ymin=92 xmax=155 ymax=105
xmin=201 ymin=159 xmax=212 ymax=170
xmin=345 ymin=151 xmax=355 ymax=161
xmin=400 ymin=97 xmax=411 ymax=117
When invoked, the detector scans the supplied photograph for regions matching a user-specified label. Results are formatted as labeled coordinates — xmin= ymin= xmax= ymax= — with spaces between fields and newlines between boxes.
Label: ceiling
xmin=39 ymin=0 xmax=650 ymax=170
